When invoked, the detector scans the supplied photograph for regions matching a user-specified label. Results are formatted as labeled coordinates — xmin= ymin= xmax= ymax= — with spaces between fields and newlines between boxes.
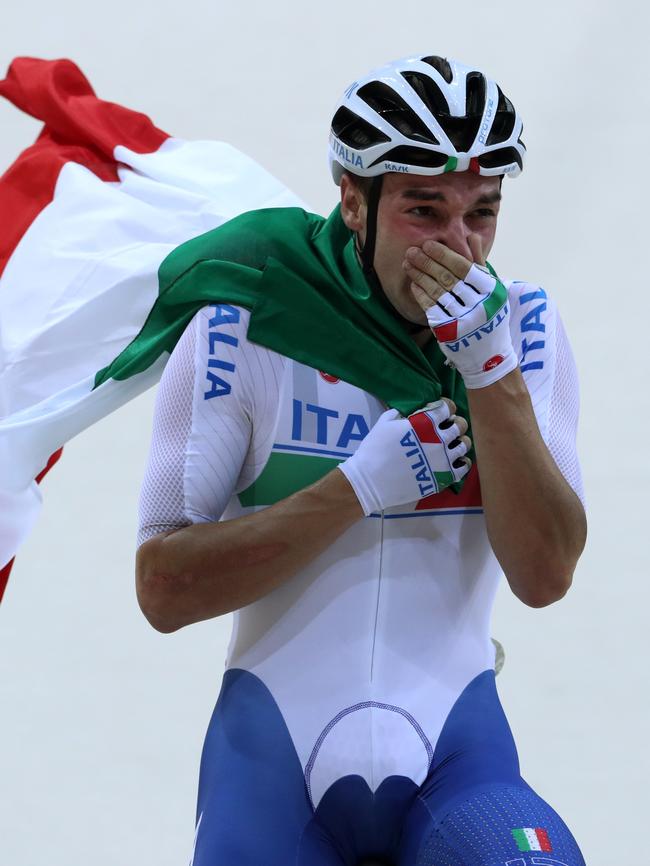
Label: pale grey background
xmin=1 ymin=1 xmax=648 ymax=864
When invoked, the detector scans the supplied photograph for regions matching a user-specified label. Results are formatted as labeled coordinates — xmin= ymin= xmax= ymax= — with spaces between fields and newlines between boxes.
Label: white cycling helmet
xmin=329 ymin=54 xmax=525 ymax=184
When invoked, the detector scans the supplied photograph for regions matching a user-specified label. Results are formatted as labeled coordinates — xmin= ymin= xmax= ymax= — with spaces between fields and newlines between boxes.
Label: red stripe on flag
xmin=536 ymin=829 xmax=553 ymax=852
xmin=415 ymin=462 xmax=482 ymax=511
xmin=409 ymin=410 xmax=441 ymax=444
xmin=0 ymin=447 xmax=64 ymax=602
xmin=0 ymin=560 xmax=14 ymax=605
xmin=0 ymin=57 xmax=170 ymax=599
xmin=0 ymin=57 xmax=169 ymax=277
xmin=34 ymin=446 xmax=64 ymax=484
xmin=433 ymin=321 xmax=458 ymax=343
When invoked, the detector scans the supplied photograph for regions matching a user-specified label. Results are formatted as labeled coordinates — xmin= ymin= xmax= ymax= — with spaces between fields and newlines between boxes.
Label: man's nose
xmin=433 ymin=220 xmax=472 ymax=259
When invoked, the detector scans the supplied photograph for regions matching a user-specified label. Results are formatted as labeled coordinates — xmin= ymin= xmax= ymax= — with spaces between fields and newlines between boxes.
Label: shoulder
xmin=161 ymin=207 xmax=323 ymax=279
xmin=189 ymin=303 xmax=287 ymax=405
xmin=506 ymin=279 xmax=557 ymax=318
xmin=505 ymin=279 xmax=560 ymax=373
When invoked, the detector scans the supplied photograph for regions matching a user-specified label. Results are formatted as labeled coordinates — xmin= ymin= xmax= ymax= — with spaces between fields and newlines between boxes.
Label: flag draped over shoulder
xmin=0 ymin=57 xmax=306 ymax=598
xmin=0 ymin=57 xmax=472 ymax=604
xmin=96 ymin=205 xmax=467 ymax=414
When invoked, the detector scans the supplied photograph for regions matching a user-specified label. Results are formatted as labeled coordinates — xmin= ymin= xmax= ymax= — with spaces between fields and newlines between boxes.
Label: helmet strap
xmin=354 ymin=175 xmax=430 ymax=338
xmin=358 ymin=175 xmax=383 ymax=277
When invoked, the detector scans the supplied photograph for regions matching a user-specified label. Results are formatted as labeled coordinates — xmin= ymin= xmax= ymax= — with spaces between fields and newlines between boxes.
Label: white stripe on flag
xmin=0 ymin=137 xmax=306 ymax=568
xmin=523 ymin=828 xmax=542 ymax=851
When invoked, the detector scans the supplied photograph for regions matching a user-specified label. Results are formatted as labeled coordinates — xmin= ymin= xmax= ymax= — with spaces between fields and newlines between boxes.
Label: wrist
xmin=336 ymin=462 xmax=378 ymax=517
xmin=321 ymin=466 xmax=366 ymax=520
xmin=466 ymin=367 xmax=537 ymax=434
xmin=460 ymin=348 xmax=519 ymax=389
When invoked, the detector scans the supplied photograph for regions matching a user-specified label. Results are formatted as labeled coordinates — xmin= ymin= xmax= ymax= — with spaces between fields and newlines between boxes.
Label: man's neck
xmin=352 ymin=239 xmax=433 ymax=349
xmin=411 ymin=327 xmax=433 ymax=349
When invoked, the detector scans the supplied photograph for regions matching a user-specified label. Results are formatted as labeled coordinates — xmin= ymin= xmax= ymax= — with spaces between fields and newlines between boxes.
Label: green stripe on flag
xmin=443 ymin=156 xmax=458 ymax=173
xmin=482 ymin=276 xmax=508 ymax=320
xmin=512 ymin=829 xmax=531 ymax=852
xmin=433 ymin=470 xmax=455 ymax=490
xmin=238 ymin=451 xmax=343 ymax=508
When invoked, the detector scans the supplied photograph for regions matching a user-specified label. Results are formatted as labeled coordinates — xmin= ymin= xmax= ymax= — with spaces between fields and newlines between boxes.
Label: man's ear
xmin=339 ymin=174 xmax=367 ymax=235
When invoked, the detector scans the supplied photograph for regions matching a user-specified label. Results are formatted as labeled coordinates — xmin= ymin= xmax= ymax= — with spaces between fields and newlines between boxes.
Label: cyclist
xmin=136 ymin=54 xmax=587 ymax=866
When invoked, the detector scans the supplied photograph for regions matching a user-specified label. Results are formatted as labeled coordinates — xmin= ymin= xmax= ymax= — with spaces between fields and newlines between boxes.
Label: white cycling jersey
xmin=138 ymin=280 xmax=583 ymax=809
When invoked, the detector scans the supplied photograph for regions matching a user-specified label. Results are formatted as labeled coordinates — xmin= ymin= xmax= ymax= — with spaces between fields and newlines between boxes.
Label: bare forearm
xmin=136 ymin=468 xmax=362 ymax=632
xmin=468 ymin=369 xmax=587 ymax=606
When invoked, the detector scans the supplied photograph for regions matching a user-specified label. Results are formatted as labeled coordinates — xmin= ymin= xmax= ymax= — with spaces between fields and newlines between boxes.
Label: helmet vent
xmin=369 ymin=146 xmax=448 ymax=170
xmin=331 ymin=106 xmax=391 ymax=149
xmin=357 ymin=81 xmax=439 ymax=145
xmin=465 ymin=72 xmax=486 ymax=117
xmin=478 ymin=146 xmax=523 ymax=171
xmin=401 ymin=71 xmax=450 ymax=120
xmin=486 ymin=87 xmax=516 ymax=145
xmin=420 ymin=56 xmax=453 ymax=83
xmin=422 ymin=71 xmax=484 ymax=153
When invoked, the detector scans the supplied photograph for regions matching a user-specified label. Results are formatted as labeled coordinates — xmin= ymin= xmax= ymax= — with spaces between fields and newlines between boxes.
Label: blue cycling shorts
xmin=190 ymin=669 xmax=585 ymax=866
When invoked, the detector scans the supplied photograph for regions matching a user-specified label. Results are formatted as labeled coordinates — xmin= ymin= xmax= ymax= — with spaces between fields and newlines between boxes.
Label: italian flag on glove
xmin=426 ymin=263 xmax=518 ymax=389
xmin=338 ymin=400 xmax=470 ymax=516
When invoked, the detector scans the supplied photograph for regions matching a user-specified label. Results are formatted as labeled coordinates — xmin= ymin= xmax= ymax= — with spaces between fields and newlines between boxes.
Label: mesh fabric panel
xmin=136 ymin=312 xmax=196 ymax=547
xmin=547 ymin=316 xmax=585 ymax=505
xmin=415 ymin=785 xmax=585 ymax=866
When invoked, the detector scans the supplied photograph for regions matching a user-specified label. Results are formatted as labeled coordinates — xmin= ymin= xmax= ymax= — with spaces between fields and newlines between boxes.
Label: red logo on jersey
xmin=319 ymin=371 xmax=340 ymax=384
xmin=483 ymin=354 xmax=504 ymax=371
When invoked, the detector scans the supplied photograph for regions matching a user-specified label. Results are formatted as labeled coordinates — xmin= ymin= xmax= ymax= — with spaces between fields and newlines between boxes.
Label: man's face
xmin=340 ymin=171 xmax=502 ymax=326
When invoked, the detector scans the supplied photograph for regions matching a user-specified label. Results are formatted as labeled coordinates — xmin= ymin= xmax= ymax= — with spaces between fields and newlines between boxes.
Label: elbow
xmin=135 ymin=536 xmax=191 ymax=634
xmin=136 ymin=570 xmax=186 ymax=634
xmin=511 ymin=564 xmax=575 ymax=609
xmin=507 ymin=518 xmax=587 ymax=609
xmin=517 ymin=578 xmax=572 ymax=609
xmin=138 ymin=596 xmax=184 ymax=634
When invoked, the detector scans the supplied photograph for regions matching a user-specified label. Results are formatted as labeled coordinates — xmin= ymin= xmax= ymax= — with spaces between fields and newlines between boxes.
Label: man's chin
xmin=400 ymin=306 xmax=429 ymax=329
xmin=395 ymin=306 xmax=430 ymax=334
xmin=381 ymin=283 xmax=430 ymax=329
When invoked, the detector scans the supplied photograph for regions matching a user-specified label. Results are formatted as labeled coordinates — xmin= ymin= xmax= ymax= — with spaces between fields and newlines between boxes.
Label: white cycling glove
xmin=338 ymin=400 xmax=470 ymax=516
xmin=426 ymin=264 xmax=518 ymax=389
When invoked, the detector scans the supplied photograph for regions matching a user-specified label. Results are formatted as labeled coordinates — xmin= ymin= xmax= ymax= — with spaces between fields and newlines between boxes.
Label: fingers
xmin=452 ymin=455 xmax=472 ymax=473
xmin=410 ymin=280 xmax=435 ymax=313
xmin=403 ymin=247 xmax=460 ymax=306
xmin=452 ymin=434 xmax=472 ymax=453
xmin=438 ymin=410 xmax=472 ymax=458
xmin=452 ymin=415 xmax=469 ymax=436
xmin=436 ymin=401 xmax=469 ymax=437
xmin=408 ymin=400 xmax=471 ymax=455
xmin=404 ymin=243 xmax=487 ymax=316
xmin=445 ymin=429 xmax=471 ymax=455
xmin=440 ymin=397 xmax=456 ymax=415
xmin=405 ymin=397 xmax=472 ymax=487
xmin=468 ymin=233 xmax=485 ymax=266
xmin=420 ymin=241 xmax=472 ymax=279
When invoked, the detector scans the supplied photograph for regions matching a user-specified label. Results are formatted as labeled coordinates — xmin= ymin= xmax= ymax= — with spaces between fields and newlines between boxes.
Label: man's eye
xmin=471 ymin=208 xmax=495 ymax=218
xmin=409 ymin=206 xmax=437 ymax=217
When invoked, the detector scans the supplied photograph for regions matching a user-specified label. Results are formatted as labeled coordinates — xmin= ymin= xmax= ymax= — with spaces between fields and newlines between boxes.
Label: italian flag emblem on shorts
xmin=512 ymin=827 xmax=553 ymax=852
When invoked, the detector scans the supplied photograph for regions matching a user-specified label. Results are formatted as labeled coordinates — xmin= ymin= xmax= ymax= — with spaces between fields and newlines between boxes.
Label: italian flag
xmin=0 ymin=57 xmax=305 ymax=600
xmin=512 ymin=827 xmax=553 ymax=853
